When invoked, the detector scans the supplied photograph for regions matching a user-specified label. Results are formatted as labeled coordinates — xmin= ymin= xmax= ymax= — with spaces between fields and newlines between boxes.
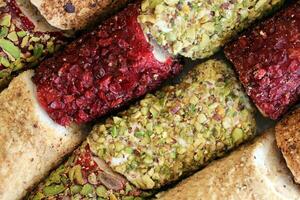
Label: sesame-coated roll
xmin=29 ymin=60 xmax=256 ymax=199
xmin=225 ymin=1 xmax=300 ymax=120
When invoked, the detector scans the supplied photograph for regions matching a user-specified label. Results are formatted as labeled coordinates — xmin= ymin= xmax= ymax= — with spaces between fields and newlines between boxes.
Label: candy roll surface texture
xmin=33 ymin=3 xmax=181 ymax=126
xmin=0 ymin=0 xmax=66 ymax=90
xmin=225 ymin=1 xmax=300 ymax=119
xmin=30 ymin=0 xmax=130 ymax=30
xmin=29 ymin=60 xmax=256 ymax=199
xmin=139 ymin=0 xmax=284 ymax=59
xmin=0 ymin=70 xmax=87 ymax=200
xmin=157 ymin=129 xmax=300 ymax=200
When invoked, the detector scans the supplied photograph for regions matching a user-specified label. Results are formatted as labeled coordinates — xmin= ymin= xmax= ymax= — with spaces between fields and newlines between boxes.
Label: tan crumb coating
xmin=138 ymin=0 xmax=284 ymax=59
xmin=157 ymin=129 xmax=300 ymax=200
xmin=88 ymin=59 xmax=256 ymax=190
xmin=0 ymin=70 xmax=86 ymax=200
xmin=275 ymin=107 xmax=300 ymax=184
xmin=30 ymin=0 xmax=131 ymax=30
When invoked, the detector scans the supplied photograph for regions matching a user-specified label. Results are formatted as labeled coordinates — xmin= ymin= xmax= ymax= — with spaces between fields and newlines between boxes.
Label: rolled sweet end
xmin=28 ymin=60 xmax=256 ymax=199
xmin=89 ymin=60 xmax=256 ymax=190
xmin=33 ymin=3 xmax=182 ymax=126
xmin=29 ymin=143 xmax=150 ymax=200
xmin=138 ymin=0 xmax=284 ymax=59
xmin=0 ymin=0 xmax=66 ymax=90
xmin=0 ymin=70 xmax=86 ymax=200
xmin=225 ymin=1 xmax=300 ymax=120
xmin=30 ymin=0 xmax=130 ymax=30
xmin=157 ymin=129 xmax=300 ymax=200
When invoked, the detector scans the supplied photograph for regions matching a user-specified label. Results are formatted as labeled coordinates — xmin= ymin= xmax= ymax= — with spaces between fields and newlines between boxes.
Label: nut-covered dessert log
xmin=0 ymin=0 xmax=66 ymax=90
xmin=138 ymin=0 xmax=284 ymax=59
xmin=225 ymin=1 xmax=300 ymax=120
xmin=157 ymin=129 xmax=300 ymax=200
xmin=33 ymin=3 xmax=181 ymax=126
xmin=29 ymin=60 xmax=256 ymax=199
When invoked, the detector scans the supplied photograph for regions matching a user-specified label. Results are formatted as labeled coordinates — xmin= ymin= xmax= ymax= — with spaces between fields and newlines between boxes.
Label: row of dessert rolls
xmin=0 ymin=0 xmax=299 ymax=199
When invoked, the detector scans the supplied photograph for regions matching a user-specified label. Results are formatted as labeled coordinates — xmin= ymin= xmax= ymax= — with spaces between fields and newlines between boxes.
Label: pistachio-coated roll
xmin=0 ymin=0 xmax=66 ymax=90
xmin=29 ymin=60 xmax=256 ymax=199
xmin=138 ymin=0 xmax=284 ymax=59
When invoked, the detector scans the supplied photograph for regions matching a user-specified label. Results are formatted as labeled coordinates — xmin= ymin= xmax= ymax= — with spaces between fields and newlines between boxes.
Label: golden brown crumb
xmin=275 ymin=107 xmax=300 ymax=184
xmin=30 ymin=0 xmax=130 ymax=30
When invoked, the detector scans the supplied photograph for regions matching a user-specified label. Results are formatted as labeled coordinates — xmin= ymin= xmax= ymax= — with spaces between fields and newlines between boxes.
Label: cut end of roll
xmin=0 ymin=71 xmax=86 ymax=200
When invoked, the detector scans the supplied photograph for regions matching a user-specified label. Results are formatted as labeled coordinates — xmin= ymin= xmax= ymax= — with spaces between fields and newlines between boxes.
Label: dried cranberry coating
xmin=33 ymin=3 xmax=182 ymax=126
xmin=225 ymin=2 xmax=300 ymax=120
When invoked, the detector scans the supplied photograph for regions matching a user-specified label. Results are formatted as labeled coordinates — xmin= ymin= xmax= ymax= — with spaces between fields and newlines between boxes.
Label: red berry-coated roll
xmin=33 ymin=3 xmax=182 ymax=126
xmin=225 ymin=2 xmax=300 ymax=120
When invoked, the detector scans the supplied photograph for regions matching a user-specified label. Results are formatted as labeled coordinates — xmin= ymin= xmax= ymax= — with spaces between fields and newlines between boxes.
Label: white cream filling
xmin=25 ymin=70 xmax=69 ymax=136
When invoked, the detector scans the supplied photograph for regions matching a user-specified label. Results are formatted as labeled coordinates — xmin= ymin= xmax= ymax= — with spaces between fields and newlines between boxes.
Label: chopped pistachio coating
xmin=28 ymin=142 xmax=150 ymax=200
xmin=138 ymin=0 xmax=284 ymax=59
xmin=88 ymin=59 xmax=256 ymax=190
xmin=0 ymin=1 xmax=66 ymax=90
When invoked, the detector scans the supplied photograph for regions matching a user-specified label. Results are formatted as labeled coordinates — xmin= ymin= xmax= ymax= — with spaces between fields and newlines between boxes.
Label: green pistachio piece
xmin=96 ymin=186 xmax=108 ymax=198
xmin=123 ymin=197 xmax=134 ymax=200
xmin=0 ymin=27 xmax=8 ymax=37
xmin=30 ymin=36 xmax=40 ymax=42
xmin=47 ymin=41 xmax=55 ymax=54
xmin=88 ymin=173 xmax=97 ymax=185
xmin=7 ymin=32 xmax=18 ymax=42
xmin=17 ymin=31 xmax=27 ymax=38
xmin=80 ymin=184 xmax=94 ymax=196
xmin=0 ymin=56 xmax=10 ymax=68
xmin=109 ymin=194 xmax=118 ymax=200
xmin=232 ymin=128 xmax=244 ymax=144
xmin=72 ymin=194 xmax=81 ymax=200
xmin=0 ymin=14 xmax=11 ymax=27
xmin=134 ymin=131 xmax=145 ymax=138
xmin=21 ymin=35 xmax=29 ymax=48
xmin=32 ymin=192 xmax=44 ymax=200
xmin=43 ymin=184 xmax=65 ymax=196
xmin=0 ymin=39 xmax=21 ymax=59
xmin=33 ymin=44 xmax=44 ymax=59
xmin=70 ymin=185 xmax=82 ymax=195
xmin=111 ymin=126 xmax=118 ymax=138
xmin=0 ymin=68 xmax=11 ymax=78
xmin=74 ymin=165 xmax=85 ymax=185
xmin=13 ymin=58 xmax=24 ymax=71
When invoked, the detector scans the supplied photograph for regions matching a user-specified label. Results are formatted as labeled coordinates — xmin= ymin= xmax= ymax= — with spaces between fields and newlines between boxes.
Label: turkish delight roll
xmin=225 ymin=1 xmax=300 ymax=120
xmin=33 ymin=3 xmax=181 ymax=126
xmin=28 ymin=60 xmax=256 ymax=199
xmin=0 ymin=0 xmax=66 ymax=90
xmin=139 ymin=0 xmax=284 ymax=59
